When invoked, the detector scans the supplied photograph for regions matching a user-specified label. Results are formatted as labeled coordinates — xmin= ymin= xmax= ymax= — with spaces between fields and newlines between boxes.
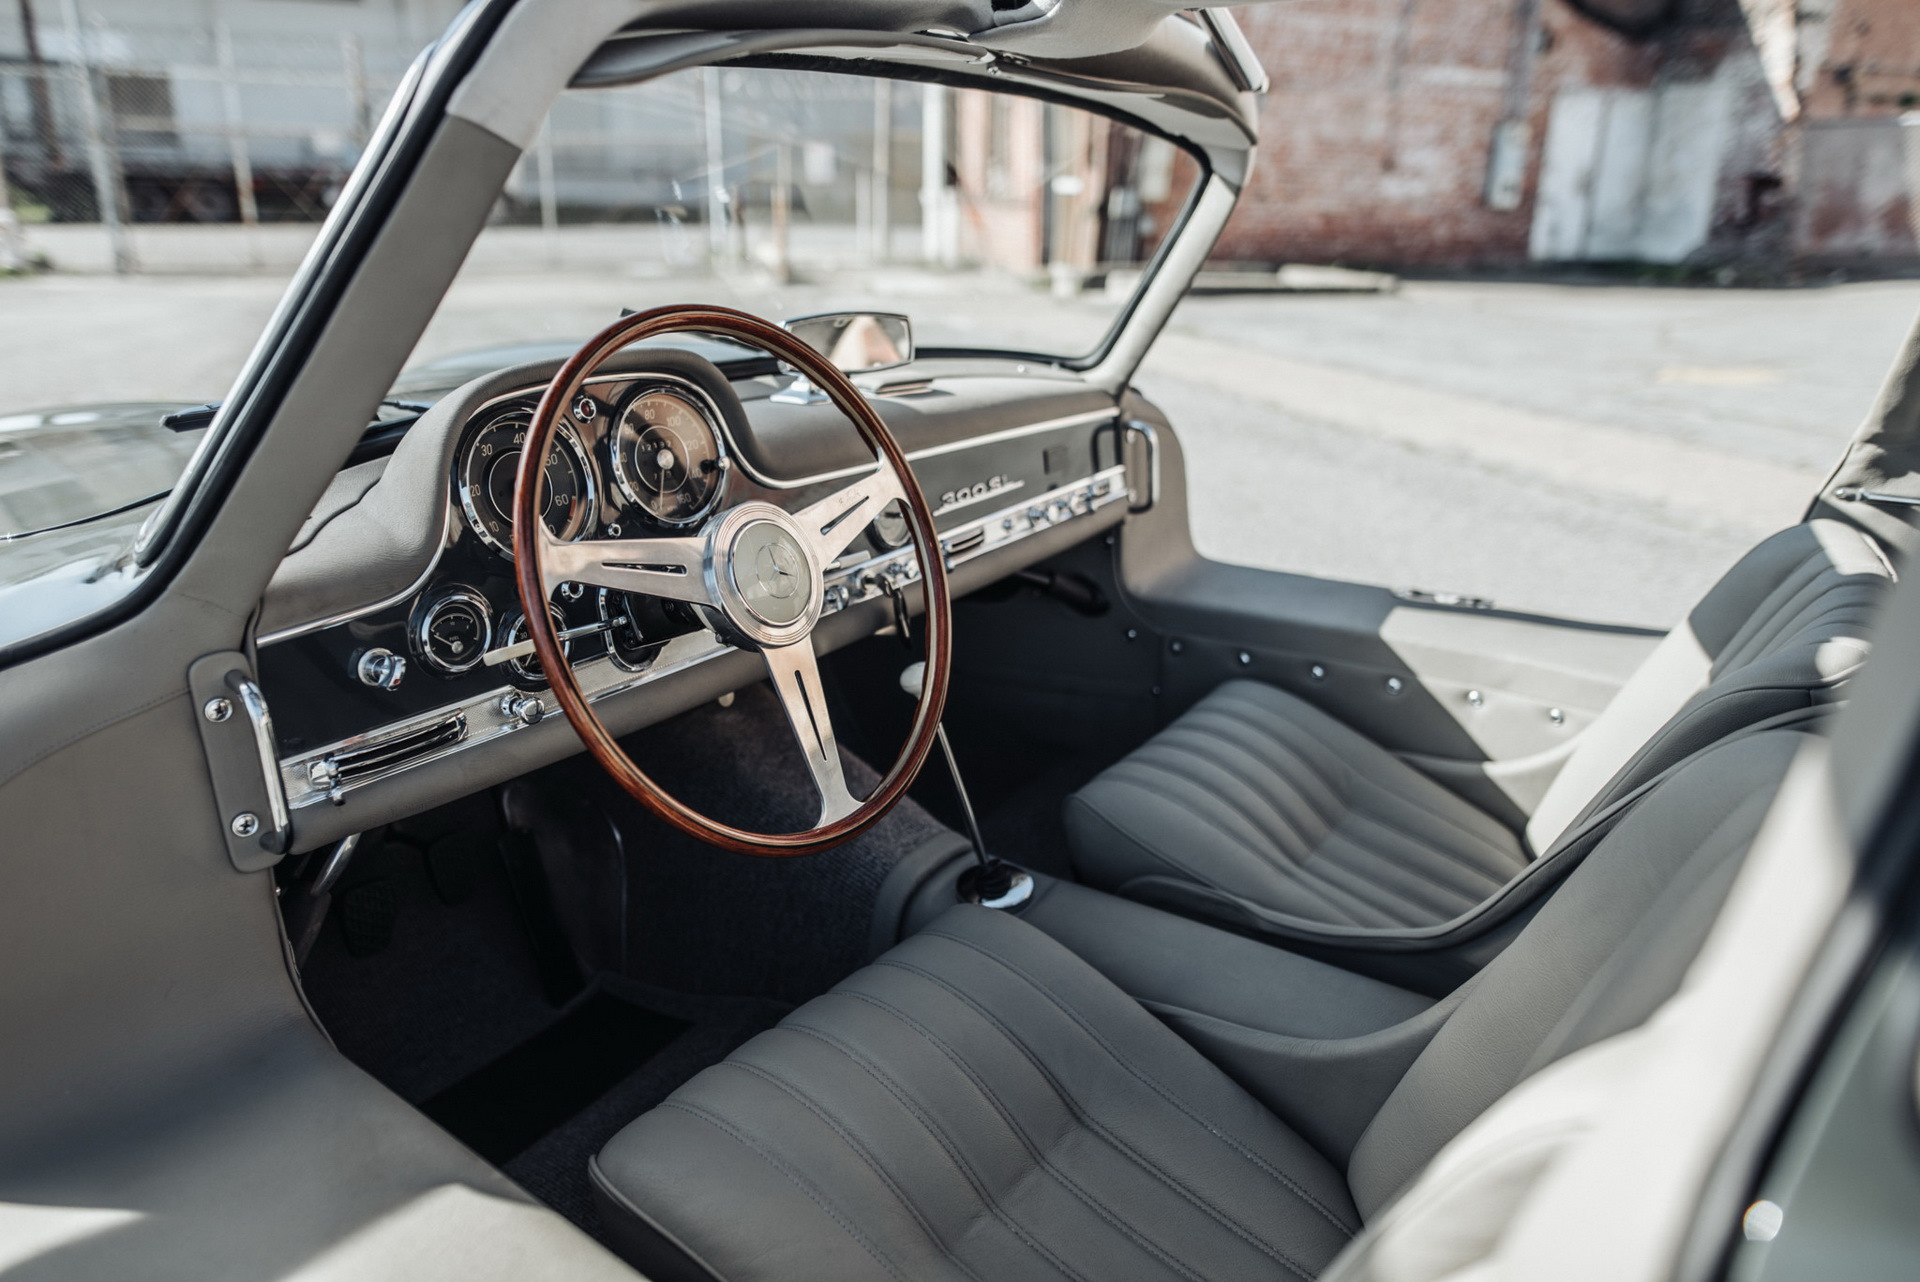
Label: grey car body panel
xmin=0 ymin=109 xmax=619 ymax=1278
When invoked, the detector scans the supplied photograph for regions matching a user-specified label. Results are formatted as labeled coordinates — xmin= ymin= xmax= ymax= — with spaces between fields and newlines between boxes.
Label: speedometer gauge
xmin=457 ymin=407 xmax=596 ymax=558
xmin=612 ymin=387 xmax=725 ymax=525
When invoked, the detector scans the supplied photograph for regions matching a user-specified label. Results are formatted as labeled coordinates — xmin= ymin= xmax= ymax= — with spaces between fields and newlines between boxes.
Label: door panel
xmin=1115 ymin=393 xmax=1662 ymax=818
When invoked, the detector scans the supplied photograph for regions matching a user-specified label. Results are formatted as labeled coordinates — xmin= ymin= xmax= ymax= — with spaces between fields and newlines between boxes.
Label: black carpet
xmin=294 ymin=680 xmax=955 ymax=1241
xmin=291 ymin=668 xmax=1105 ymax=1241
xmin=552 ymin=681 xmax=951 ymax=1003
xmin=420 ymin=992 xmax=689 ymax=1166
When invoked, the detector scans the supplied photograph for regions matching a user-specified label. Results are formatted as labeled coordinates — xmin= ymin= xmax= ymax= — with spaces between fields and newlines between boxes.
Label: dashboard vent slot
xmin=941 ymin=528 xmax=987 ymax=559
xmin=310 ymin=713 xmax=468 ymax=797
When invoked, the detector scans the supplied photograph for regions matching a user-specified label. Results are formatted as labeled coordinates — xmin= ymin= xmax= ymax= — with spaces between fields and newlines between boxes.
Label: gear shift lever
xmin=901 ymin=662 xmax=1034 ymax=909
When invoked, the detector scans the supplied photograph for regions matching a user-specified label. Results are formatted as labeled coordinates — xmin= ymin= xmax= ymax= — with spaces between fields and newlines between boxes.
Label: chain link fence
xmin=0 ymin=15 xmax=410 ymax=272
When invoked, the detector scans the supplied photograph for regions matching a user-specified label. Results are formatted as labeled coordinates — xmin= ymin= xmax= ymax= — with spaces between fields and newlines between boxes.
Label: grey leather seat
xmin=1064 ymin=520 xmax=1890 ymax=933
xmin=590 ymin=727 xmax=1811 ymax=1282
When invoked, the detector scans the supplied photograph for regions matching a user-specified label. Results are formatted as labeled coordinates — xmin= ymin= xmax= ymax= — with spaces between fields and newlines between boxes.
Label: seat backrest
xmin=1346 ymin=726 xmax=1812 ymax=1216
xmin=1525 ymin=520 xmax=1889 ymax=853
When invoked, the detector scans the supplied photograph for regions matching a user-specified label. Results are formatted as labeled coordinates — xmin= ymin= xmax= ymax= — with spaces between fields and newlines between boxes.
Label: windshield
xmin=402 ymin=65 xmax=1201 ymax=385
xmin=0 ymin=49 xmax=1199 ymax=655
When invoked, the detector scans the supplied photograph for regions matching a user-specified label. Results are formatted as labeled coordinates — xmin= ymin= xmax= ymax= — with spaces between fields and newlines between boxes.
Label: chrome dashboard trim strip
xmin=277 ymin=465 xmax=1128 ymax=812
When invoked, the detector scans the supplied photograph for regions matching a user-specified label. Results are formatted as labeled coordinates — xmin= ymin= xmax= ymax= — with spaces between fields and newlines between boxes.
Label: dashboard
xmin=254 ymin=346 xmax=1138 ymax=848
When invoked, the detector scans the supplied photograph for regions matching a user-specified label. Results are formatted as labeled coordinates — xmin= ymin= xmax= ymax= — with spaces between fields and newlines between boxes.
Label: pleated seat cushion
xmin=1066 ymin=522 xmax=1890 ymax=935
xmin=1063 ymin=680 xmax=1529 ymax=931
xmin=591 ymin=904 xmax=1362 ymax=1282
xmin=592 ymin=730 xmax=1811 ymax=1282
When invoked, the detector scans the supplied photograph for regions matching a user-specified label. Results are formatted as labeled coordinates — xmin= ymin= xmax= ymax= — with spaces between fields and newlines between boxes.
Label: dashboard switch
xmin=501 ymin=693 xmax=545 ymax=727
xmin=355 ymin=648 xmax=406 ymax=691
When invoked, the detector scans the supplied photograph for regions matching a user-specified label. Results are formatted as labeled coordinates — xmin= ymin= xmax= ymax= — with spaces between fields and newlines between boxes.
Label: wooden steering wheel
xmin=510 ymin=305 xmax=951 ymax=856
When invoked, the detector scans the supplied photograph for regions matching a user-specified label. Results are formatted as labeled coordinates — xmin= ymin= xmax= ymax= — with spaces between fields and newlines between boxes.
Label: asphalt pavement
xmin=1141 ymin=279 xmax=1918 ymax=626
xmin=3 ymin=253 xmax=1914 ymax=630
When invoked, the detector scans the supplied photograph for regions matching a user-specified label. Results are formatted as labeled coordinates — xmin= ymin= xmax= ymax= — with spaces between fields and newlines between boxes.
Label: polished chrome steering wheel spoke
xmin=793 ymin=467 xmax=909 ymax=566
xmin=762 ymin=638 xmax=861 ymax=825
xmin=537 ymin=526 xmax=713 ymax=605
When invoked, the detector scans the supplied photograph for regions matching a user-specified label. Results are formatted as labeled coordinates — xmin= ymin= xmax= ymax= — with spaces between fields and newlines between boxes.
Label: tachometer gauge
xmin=597 ymin=588 xmax=652 ymax=671
xmin=457 ymin=406 xmax=596 ymax=558
xmin=611 ymin=387 xmax=725 ymax=525
xmin=409 ymin=588 xmax=492 ymax=676
xmin=495 ymin=605 xmax=570 ymax=689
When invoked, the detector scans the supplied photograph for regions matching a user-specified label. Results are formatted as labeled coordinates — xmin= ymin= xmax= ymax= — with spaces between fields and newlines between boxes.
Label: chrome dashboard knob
xmin=500 ymin=693 xmax=545 ymax=727
xmin=355 ymin=648 xmax=406 ymax=691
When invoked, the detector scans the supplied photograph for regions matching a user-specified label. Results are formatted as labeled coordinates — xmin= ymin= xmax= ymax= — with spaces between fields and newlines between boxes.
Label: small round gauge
xmin=496 ymin=605 xmax=571 ymax=689
xmin=410 ymin=588 xmax=493 ymax=676
xmin=596 ymin=588 xmax=651 ymax=671
xmin=611 ymin=387 xmax=725 ymax=525
xmin=870 ymin=498 xmax=911 ymax=550
xmin=457 ymin=407 xmax=596 ymax=558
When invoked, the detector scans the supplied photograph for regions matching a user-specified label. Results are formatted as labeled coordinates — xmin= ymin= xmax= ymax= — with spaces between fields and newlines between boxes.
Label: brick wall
xmin=1213 ymin=0 xmax=1920 ymax=269
xmin=1216 ymin=0 xmax=1650 ymax=266
xmin=1802 ymin=0 xmax=1920 ymax=118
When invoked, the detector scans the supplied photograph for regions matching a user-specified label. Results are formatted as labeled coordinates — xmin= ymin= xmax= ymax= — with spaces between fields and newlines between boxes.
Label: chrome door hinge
xmin=190 ymin=651 xmax=292 ymax=872
xmin=1833 ymin=486 xmax=1920 ymax=509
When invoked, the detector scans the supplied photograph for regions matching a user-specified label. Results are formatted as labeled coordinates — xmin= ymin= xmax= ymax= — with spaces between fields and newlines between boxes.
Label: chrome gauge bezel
xmin=409 ymin=587 xmax=494 ymax=676
xmin=455 ymin=404 xmax=598 ymax=560
xmin=596 ymin=587 xmax=651 ymax=672
xmin=870 ymin=498 xmax=911 ymax=549
xmin=608 ymin=376 xmax=731 ymax=528
xmin=497 ymin=604 xmax=572 ymax=688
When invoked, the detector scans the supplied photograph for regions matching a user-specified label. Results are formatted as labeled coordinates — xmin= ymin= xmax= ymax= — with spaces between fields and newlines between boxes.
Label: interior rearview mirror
xmin=784 ymin=313 xmax=914 ymax=374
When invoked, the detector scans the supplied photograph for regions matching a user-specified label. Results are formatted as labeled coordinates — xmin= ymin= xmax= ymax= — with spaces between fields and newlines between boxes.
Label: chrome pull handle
xmin=190 ymin=651 xmax=294 ymax=872
xmin=1123 ymin=419 xmax=1161 ymax=514
xmin=229 ymin=673 xmax=291 ymax=856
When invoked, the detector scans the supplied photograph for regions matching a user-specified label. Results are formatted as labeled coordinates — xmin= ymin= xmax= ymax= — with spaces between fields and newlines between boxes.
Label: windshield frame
xmin=0 ymin=4 xmax=1254 ymax=672
xmin=710 ymin=50 xmax=1216 ymax=374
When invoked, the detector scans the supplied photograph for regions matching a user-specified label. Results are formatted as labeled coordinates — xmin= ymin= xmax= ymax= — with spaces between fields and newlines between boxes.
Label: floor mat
xmin=420 ymin=992 xmax=689 ymax=1166
xmin=502 ymin=983 xmax=788 ymax=1228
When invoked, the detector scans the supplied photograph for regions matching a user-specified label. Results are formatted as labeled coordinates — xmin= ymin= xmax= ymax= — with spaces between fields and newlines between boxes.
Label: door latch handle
xmin=190 ymin=651 xmax=292 ymax=871
xmin=230 ymin=674 xmax=291 ymax=856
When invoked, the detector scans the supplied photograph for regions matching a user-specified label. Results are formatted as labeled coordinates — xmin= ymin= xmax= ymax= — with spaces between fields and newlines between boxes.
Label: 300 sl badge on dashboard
xmin=935 ymin=474 xmax=1022 ymax=515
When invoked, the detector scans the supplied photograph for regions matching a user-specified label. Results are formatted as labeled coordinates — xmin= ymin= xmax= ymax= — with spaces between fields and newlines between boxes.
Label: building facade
xmin=1214 ymin=0 xmax=1920 ymax=270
